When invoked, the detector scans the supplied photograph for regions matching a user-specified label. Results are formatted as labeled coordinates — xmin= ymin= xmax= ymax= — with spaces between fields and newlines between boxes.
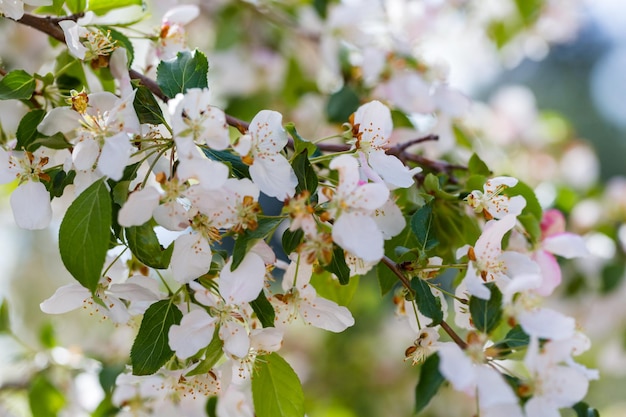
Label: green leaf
xmin=414 ymin=353 xmax=445 ymax=414
xmin=15 ymin=109 xmax=46 ymax=151
xmin=203 ymin=148 xmax=250 ymax=179
xmin=493 ymin=325 xmax=530 ymax=354
xmin=38 ymin=322 xmax=57 ymax=349
xmin=44 ymin=167 xmax=75 ymax=199
xmin=412 ymin=279 xmax=443 ymax=326
xmin=131 ymin=300 xmax=182 ymax=376
xmin=252 ymin=353 xmax=305 ymax=417
xmin=601 ymin=262 xmax=625 ymax=294
xmin=231 ymin=217 xmax=283 ymax=271
xmin=292 ymin=149 xmax=318 ymax=196
xmin=469 ymin=282 xmax=503 ymax=335
xmin=0 ymin=299 xmax=9 ymax=333
xmin=59 ymin=178 xmax=112 ymax=293
xmin=311 ymin=270 xmax=359 ymax=306
xmin=157 ymin=50 xmax=209 ymax=99
xmin=468 ymin=153 xmax=491 ymax=176
xmin=66 ymin=0 xmax=86 ymax=13
xmin=326 ymin=84 xmax=360 ymax=123
xmin=0 ymin=70 xmax=36 ymax=100
xmin=410 ymin=202 xmax=439 ymax=255
xmin=517 ymin=213 xmax=541 ymax=244
xmin=505 ymin=180 xmax=542 ymax=221
xmin=35 ymin=0 xmax=65 ymax=15
xmin=186 ymin=329 xmax=224 ymax=377
xmin=322 ymin=245 xmax=350 ymax=285
xmin=285 ymin=123 xmax=317 ymax=156
xmin=514 ymin=0 xmax=543 ymax=25
xmin=572 ymin=402 xmax=600 ymax=417
xmin=55 ymin=51 xmax=88 ymax=94
xmin=28 ymin=374 xmax=66 ymax=417
xmin=133 ymin=85 xmax=167 ymax=126
xmin=126 ymin=223 xmax=174 ymax=269
xmin=88 ymin=0 xmax=142 ymax=15
xmin=282 ymin=228 xmax=304 ymax=255
xmin=250 ymin=291 xmax=276 ymax=328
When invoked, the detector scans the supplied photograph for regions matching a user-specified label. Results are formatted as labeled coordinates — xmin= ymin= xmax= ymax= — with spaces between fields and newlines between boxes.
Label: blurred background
xmin=2 ymin=0 xmax=626 ymax=416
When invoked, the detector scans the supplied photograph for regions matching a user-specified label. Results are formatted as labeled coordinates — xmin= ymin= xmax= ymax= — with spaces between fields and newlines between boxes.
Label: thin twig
xmin=441 ymin=321 xmax=468 ymax=349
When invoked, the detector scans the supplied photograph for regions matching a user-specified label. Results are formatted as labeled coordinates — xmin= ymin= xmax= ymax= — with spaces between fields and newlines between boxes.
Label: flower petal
xmin=249 ymin=155 xmax=297 ymax=200
xmin=368 ymin=150 xmax=420 ymax=188
xmin=168 ymin=309 xmax=216 ymax=359
xmin=10 ymin=182 xmax=52 ymax=230
xmin=333 ymin=212 xmax=383 ymax=262
xmin=118 ymin=187 xmax=161 ymax=227
xmin=219 ymin=253 xmax=266 ymax=305
xmin=170 ymin=233 xmax=212 ymax=283
xmin=40 ymin=283 xmax=90 ymax=314
xmin=98 ymin=132 xmax=133 ymax=181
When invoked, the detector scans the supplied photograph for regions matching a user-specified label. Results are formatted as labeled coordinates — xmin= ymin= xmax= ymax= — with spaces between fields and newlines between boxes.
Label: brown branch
xmin=441 ymin=321 xmax=468 ymax=350
xmin=15 ymin=13 xmax=65 ymax=42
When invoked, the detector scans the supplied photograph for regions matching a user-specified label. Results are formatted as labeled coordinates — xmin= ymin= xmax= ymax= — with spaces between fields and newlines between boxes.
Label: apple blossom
xmin=466 ymin=176 xmax=526 ymax=220
xmin=233 ymin=110 xmax=297 ymax=200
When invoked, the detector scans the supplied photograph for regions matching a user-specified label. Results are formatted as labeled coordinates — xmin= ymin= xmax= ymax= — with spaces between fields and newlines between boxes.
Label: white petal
xmin=475 ymin=365 xmax=519 ymax=408
xmin=10 ymin=182 xmax=52 ymax=230
xmin=118 ymin=187 xmax=161 ymax=227
xmin=59 ymin=20 xmax=88 ymax=59
xmin=368 ymin=150 xmax=420 ymax=188
xmin=437 ymin=342 xmax=475 ymax=392
xmin=220 ymin=320 xmax=250 ymax=358
xmin=474 ymin=215 xmax=517 ymax=261
xmin=38 ymin=107 xmax=81 ymax=136
xmin=163 ymin=5 xmax=200 ymax=24
xmin=330 ymin=154 xmax=360 ymax=196
xmin=40 ymin=283 xmax=90 ymax=314
xmin=524 ymin=397 xmax=561 ymax=417
xmin=353 ymin=100 xmax=392 ymax=148
xmin=250 ymin=328 xmax=283 ymax=352
xmin=98 ymin=132 xmax=133 ymax=181
xmin=249 ymin=110 xmax=288 ymax=153
xmin=282 ymin=256 xmax=314 ymax=291
xmin=73 ymin=138 xmax=100 ymax=171
xmin=249 ymin=155 xmax=297 ymax=200
xmin=300 ymin=296 xmax=355 ymax=332
xmin=153 ymin=200 xmax=189 ymax=231
xmin=168 ymin=309 xmax=216 ymax=359
xmin=333 ymin=212 xmax=384 ymax=262
xmin=518 ymin=308 xmax=575 ymax=340
xmin=532 ymin=250 xmax=562 ymax=297
xmin=345 ymin=181 xmax=389 ymax=212
xmin=543 ymin=233 xmax=589 ymax=259
xmin=220 ymin=253 xmax=266 ymax=305
xmin=463 ymin=264 xmax=492 ymax=300
xmin=373 ymin=198 xmax=406 ymax=239
xmin=177 ymin=157 xmax=229 ymax=190
xmin=170 ymin=233 xmax=212 ymax=283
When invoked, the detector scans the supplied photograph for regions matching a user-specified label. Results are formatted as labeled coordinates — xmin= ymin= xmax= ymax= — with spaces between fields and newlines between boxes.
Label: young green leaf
xmin=252 ymin=353 xmax=305 ymax=417
xmin=88 ymin=0 xmax=142 ymax=15
xmin=468 ymin=153 xmax=491 ymax=176
xmin=250 ymin=291 xmax=276 ymax=328
xmin=469 ymin=282 xmax=503 ymax=335
xmin=414 ymin=353 xmax=445 ymax=414
xmin=131 ymin=300 xmax=182 ymax=376
xmin=59 ymin=178 xmax=112 ymax=294
xmin=412 ymin=279 xmax=444 ymax=326
xmin=322 ymin=245 xmax=350 ymax=285
xmin=505 ymin=179 xmax=542 ymax=221
xmin=492 ymin=325 xmax=530 ymax=355
xmin=284 ymin=123 xmax=317 ymax=156
xmin=0 ymin=69 xmax=36 ymax=100
xmin=410 ymin=202 xmax=439 ymax=255
xmin=126 ymin=223 xmax=174 ymax=269
xmin=157 ymin=50 xmax=209 ymax=98
xmin=311 ymin=270 xmax=359 ymax=306
xmin=186 ymin=329 xmax=224 ymax=377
